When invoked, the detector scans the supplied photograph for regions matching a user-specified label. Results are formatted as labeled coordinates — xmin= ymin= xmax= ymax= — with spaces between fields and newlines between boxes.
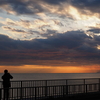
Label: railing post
xmin=35 ymin=87 xmax=37 ymax=100
xmin=0 ymin=82 xmax=2 ymax=88
xmin=84 ymin=79 xmax=85 ymax=93
xmin=0 ymin=88 xmax=2 ymax=100
xmin=66 ymin=80 xmax=67 ymax=85
xmin=86 ymin=84 xmax=87 ymax=93
xmin=66 ymin=80 xmax=68 ymax=95
xmin=99 ymin=78 xmax=100 ymax=92
xmin=20 ymin=81 xmax=22 ymax=100
xmin=45 ymin=80 xmax=47 ymax=97
xmin=63 ymin=85 xmax=65 ymax=97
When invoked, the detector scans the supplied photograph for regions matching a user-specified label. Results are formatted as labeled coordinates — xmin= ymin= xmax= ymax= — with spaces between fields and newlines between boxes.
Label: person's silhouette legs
xmin=3 ymin=87 xmax=9 ymax=100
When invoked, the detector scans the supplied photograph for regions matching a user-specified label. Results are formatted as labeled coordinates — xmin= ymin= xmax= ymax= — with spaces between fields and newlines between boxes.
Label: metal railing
xmin=0 ymin=78 xmax=100 ymax=100
xmin=0 ymin=83 xmax=100 ymax=100
xmin=0 ymin=78 xmax=99 ymax=88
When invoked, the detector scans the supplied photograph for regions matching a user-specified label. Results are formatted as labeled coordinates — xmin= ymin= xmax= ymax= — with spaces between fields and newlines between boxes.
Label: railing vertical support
xmin=35 ymin=87 xmax=37 ymax=100
xmin=63 ymin=86 xmax=65 ymax=97
xmin=45 ymin=80 xmax=47 ymax=97
xmin=20 ymin=81 xmax=22 ymax=100
xmin=99 ymin=78 xmax=100 ymax=92
xmin=66 ymin=80 xmax=67 ymax=85
xmin=0 ymin=89 xmax=2 ymax=100
xmin=66 ymin=80 xmax=68 ymax=95
xmin=86 ymin=84 xmax=87 ymax=93
xmin=84 ymin=79 xmax=85 ymax=93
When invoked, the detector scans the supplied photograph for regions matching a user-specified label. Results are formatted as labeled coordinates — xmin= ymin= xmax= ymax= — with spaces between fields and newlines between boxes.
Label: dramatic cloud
xmin=71 ymin=0 xmax=100 ymax=15
xmin=0 ymin=0 xmax=48 ymax=15
xmin=2 ymin=26 xmax=27 ymax=34
xmin=43 ymin=0 xmax=67 ymax=4
xmin=0 ymin=0 xmax=100 ymax=73
xmin=0 ymin=0 xmax=99 ymax=16
xmin=0 ymin=30 xmax=100 ymax=66
xmin=87 ymin=27 xmax=100 ymax=33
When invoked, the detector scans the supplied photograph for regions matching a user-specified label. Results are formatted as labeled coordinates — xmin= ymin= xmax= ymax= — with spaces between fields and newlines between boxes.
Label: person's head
xmin=4 ymin=69 xmax=8 ymax=74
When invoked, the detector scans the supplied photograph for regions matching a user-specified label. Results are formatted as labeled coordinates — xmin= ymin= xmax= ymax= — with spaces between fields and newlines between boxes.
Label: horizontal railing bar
xmin=0 ymin=83 xmax=99 ymax=89
xmin=0 ymin=77 xmax=99 ymax=82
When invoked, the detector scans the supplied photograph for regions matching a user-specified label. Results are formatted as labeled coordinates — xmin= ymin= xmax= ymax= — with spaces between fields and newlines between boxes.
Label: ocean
xmin=0 ymin=73 xmax=100 ymax=81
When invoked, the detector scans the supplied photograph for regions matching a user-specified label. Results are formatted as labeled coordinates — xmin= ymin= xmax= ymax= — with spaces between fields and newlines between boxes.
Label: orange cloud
xmin=0 ymin=64 xmax=100 ymax=73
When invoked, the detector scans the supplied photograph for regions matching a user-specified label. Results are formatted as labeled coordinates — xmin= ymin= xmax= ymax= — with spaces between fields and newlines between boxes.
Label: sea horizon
xmin=0 ymin=73 xmax=100 ymax=81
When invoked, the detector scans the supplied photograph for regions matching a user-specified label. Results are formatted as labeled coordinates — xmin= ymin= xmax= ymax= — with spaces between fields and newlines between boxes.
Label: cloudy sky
xmin=0 ymin=0 xmax=100 ymax=73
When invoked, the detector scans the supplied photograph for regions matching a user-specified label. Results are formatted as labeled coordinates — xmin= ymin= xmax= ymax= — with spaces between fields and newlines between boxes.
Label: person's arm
xmin=9 ymin=73 xmax=13 ymax=79
xmin=1 ymin=75 xmax=4 ymax=79
xmin=10 ymin=75 xmax=13 ymax=79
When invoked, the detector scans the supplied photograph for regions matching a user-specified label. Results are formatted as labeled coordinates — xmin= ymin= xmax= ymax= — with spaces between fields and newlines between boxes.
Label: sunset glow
xmin=0 ymin=65 xmax=100 ymax=73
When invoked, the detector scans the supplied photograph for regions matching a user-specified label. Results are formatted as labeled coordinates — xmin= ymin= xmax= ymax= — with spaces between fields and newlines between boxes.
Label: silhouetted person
xmin=1 ymin=70 xmax=13 ymax=100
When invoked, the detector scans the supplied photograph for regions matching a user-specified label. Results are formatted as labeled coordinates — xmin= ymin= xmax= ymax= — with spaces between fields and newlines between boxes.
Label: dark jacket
xmin=2 ymin=73 xmax=13 ymax=88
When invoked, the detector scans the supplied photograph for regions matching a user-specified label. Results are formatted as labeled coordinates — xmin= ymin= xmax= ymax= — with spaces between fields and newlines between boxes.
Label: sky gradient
xmin=0 ymin=0 xmax=100 ymax=73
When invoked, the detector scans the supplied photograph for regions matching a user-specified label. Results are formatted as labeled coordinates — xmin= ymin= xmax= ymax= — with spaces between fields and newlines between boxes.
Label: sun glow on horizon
xmin=0 ymin=65 xmax=99 ymax=73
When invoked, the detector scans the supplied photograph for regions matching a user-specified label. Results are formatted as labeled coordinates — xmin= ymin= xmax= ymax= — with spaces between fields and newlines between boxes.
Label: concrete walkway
xmin=41 ymin=92 xmax=100 ymax=100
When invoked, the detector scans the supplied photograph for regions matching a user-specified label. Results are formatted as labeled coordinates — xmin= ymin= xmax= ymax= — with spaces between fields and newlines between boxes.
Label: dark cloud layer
xmin=0 ymin=30 xmax=100 ymax=66
xmin=0 ymin=0 xmax=100 ymax=16
xmin=43 ymin=0 xmax=66 ymax=4
xmin=3 ymin=26 xmax=27 ymax=34
xmin=71 ymin=0 xmax=100 ymax=14
xmin=0 ymin=0 xmax=45 ymax=14
xmin=87 ymin=27 xmax=100 ymax=33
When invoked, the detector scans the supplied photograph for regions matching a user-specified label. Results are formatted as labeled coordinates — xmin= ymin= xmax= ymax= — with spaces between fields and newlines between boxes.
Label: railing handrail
xmin=0 ymin=77 xmax=99 ymax=82
xmin=0 ymin=82 xmax=99 ymax=89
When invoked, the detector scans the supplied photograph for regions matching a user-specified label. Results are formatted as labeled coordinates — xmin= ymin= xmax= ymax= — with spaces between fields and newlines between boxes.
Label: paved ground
xmin=41 ymin=92 xmax=100 ymax=100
